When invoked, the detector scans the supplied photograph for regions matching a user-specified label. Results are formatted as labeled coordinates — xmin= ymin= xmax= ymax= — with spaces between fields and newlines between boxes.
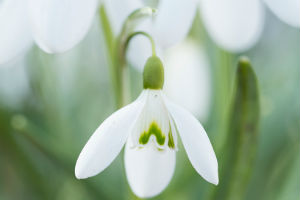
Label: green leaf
xmin=212 ymin=57 xmax=260 ymax=200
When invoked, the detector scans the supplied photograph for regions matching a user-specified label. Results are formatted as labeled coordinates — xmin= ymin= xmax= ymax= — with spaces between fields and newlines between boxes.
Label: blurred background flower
xmin=163 ymin=39 xmax=211 ymax=121
xmin=0 ymin=0 xmax=299 ymax=199
xmin=0 ymin=0 xmax=98 ymax=64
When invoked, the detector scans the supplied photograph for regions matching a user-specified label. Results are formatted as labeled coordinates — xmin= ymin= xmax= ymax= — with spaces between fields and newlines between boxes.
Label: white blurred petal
xmin=153 ymin=0 xmax=197 ymax=48
xmin=163 ymin=40 xmax=211 ymax=121
xmin=28 ymin=0 xmax=98 ymax=53
xmin=164 ymin=97 xmax=218 ymax=185
xmin=124 ymin=142 xmax=176 ymax=198
xmin=263 ymin=0 xmax=300 ymax=28
xmin=0 ymin=56 xmax=29 ymax=107
xmin=0 ymin=0 xmax=32 ymax=64
xmin=75 ymin=92 xmax=146 ymax=179
xmin=105 ymin=0 xmax=143 ymax=34
xmin=199 ymin=0 xmax=264 ymax=52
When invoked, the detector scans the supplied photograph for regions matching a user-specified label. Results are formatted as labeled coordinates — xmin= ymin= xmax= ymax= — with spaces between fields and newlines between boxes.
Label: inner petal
xmin=130 ymin=90 xmax=176 ymax=150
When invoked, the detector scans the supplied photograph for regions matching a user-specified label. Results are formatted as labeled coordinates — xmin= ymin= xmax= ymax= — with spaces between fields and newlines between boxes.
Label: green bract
xmin=143 ymin=56 xmax=164 ymax=89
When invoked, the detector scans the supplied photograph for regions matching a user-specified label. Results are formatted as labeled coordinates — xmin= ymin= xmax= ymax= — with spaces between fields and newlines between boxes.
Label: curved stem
xmin=124 ymin=31 xmax=156 ymax=56
xmin=115 ymin=31 xmax=157 ymax=107
xmin=100 ymin=5 xmax=157 ymax=109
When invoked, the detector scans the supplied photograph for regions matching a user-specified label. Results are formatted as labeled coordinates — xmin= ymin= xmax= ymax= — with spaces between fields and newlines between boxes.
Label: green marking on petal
xmin=139 ymin=121 xmax=166 ymax=146
xmin=168 ymin=126 xmax=175 ymax=149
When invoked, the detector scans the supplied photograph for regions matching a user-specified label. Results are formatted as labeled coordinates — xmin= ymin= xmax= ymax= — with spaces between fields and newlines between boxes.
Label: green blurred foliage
xmin=0 ymin=8 xmax=299 ymax=200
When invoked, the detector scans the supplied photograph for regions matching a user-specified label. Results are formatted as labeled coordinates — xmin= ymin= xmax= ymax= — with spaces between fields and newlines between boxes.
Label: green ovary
xmin=139 ymin=121 xmax=175 ymax=149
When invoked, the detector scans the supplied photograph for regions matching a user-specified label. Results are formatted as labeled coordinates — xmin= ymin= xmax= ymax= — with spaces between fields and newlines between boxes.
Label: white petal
xmin=0 ymin=0 xmax=33 ymax=64
xmin=164 ymin=96 xmax=218 ymax=185
xmin=105 ymin=0 xmax=143 ymax=34
xmin=263 ymin=0 xmax=300 ymax=28
xmin=199 ymin=0 xmax=264 ymax=52
xmin=153 ymin=0 xmax=197 ymax=48
xmin=124 ymin=142 xmax=176 ymax=198
xmin=27 ymin=0 xmax=98 ymax=53
xmin=75 ymin=92 xmax=147 ymax=179
xmin=163 ymin=39 xmax=211 ymax=121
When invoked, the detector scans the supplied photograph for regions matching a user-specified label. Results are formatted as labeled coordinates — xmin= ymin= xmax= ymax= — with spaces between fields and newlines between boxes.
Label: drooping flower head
xmin=75 ymin=55 xmax=218 ymax=198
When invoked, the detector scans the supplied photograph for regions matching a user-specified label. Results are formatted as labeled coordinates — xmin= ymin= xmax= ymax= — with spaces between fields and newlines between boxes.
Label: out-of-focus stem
xmin=116 ymin=31 xmax=157 ymax=105
xmin=215 ymin=49 xmax=234 ymax=150
xmin=11 ymin=114 xmax=108 ymax=199
xmin=99 ymin=5 xmax=124 ymax=108
xmin=124 ymin=31 xmax=156 ymax=56
xmin=99 ymin=6 xmax=156 ymax=109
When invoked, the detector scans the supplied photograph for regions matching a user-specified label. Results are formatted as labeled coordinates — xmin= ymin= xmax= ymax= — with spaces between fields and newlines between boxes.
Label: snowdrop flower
xmin=107 ymin=0 xmax=299 ymax=58
xmin=75 ymin=56 xmax=218 ymax=198
xmin=0 ymin=0 xmax=98 ymax=64
xmin=106 ymin=0 xmax=263 ymax=64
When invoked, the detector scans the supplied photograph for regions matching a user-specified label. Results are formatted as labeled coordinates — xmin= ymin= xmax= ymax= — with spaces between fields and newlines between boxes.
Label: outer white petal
xmin=199 ymin=0 xmax=264 ymax=52
xmin=263 ymin=0 xmax=300 ymax=28
xmin=75 ymin=92 xmax=146 ymax=179
xmin=27 ymin=0 xmax=98 ymax=53
xmin=124 ymin=142 xmax=176 ymax=198
xmin=0 ymin=0 xmax=33 ymax=64
xmin=164 ymin=96 xmax=218 ymax=185
xmin=163 ymin=40 xmax=211 ymax=121
xmin=153 ymin=0 xmax=197 ymax=48
xmin=105 ymin=0 xmax=143 ymax=34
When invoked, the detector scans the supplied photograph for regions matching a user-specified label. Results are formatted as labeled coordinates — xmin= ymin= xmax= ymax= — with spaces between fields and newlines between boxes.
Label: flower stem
xmin=100 ymin=6 xmax=156 ymax=109
xmin=124 ymin=31 xmax=156 ymax=56
xmin=99 ymin=5 xmax=124 ymax=108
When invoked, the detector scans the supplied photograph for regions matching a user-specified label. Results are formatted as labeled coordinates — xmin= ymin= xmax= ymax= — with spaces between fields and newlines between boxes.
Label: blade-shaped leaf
xmin=212 ymin=57 xmax=260 ymax=200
